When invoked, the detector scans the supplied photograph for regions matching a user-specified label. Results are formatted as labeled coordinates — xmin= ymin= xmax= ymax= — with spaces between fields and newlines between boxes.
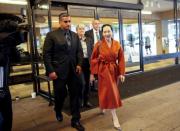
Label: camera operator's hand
xmin=76 ymin=65 xmax=82 ymax=74
xmin=49 ymin=72 xmax=57 ymax=80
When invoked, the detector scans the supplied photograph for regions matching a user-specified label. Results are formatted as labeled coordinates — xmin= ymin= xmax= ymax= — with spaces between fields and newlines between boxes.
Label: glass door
xmin=68 ymin=5 xmax=96 ymax=32
xmin=96 ymin=8 xmax=142 ymax=72
xmin=33 ymin=0 xmax=51 ymax=94
xmin=121 ymin=10 xmax=141 ymax=72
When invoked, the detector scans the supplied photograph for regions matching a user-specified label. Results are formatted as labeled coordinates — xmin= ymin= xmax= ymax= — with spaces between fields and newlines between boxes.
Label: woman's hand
xmin=119 ymin=75 xmax=125 ymax=83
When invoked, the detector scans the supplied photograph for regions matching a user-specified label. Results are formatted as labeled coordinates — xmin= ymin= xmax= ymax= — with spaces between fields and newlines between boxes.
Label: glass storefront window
xmin=68 ymin=5 xmax=95 ymax=32
xmin=34 ymin=3 xmax=50 ymax=75
xmin=33 ymin=0 xmax=51 ymax=94
xmin=177 ymin=2 xmax=180 ymax=52
xmin=121 ymin=10 xmax=141 ymax=72
xmin=142 ymin=0 xmax=175 ymax=71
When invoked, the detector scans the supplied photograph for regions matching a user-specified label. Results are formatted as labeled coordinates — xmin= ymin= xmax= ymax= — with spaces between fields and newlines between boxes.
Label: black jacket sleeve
xmin=76 ymin=35 xmax=83 ymax=67
xmin=43 ymin=32 xmax=54 ymax=75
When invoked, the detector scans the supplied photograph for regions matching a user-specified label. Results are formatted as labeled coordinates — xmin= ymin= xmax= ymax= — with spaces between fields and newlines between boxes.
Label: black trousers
xmin=0 ymin=63 xmax=12 ymax=131
xmin=81 ymin=58 xmax=90 ymax=104
xmin=53 ymin=68 xmax=82 ymax=122
xmin=0 ymin=91 xmax=12 ymax=131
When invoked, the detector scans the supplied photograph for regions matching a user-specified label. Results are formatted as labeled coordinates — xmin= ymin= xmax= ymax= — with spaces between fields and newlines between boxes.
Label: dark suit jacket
xmin=82 ymin=36 xmax=93 ymax=61
xmin=85 ymin=29 xmax=102 ymax=45
xmin=43 ymin=28 xmax=83 ymax=79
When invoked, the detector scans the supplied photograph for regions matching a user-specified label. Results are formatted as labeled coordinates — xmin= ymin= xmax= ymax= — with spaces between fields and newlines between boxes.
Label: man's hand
xmin=76 ymin=65 xmax=82 ymax=74
xmin=49 ymin=72 xmax=58 ymax=80
xmin=90 ymin=74 xmax=95 ymax=83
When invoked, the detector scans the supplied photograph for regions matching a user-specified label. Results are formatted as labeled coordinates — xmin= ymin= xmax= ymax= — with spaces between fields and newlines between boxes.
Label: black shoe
xmin=56 ymin=112 xmax=63 ymax=122
xmin=71 ymin=121 xmax=85 ymax=131
xmin=84 ymin=102 xmax=93 ymax=108
xmin=91 ymin=88 xmax=98 ymax=92
xmin=80 ymin=101 xmax=84 ymax=108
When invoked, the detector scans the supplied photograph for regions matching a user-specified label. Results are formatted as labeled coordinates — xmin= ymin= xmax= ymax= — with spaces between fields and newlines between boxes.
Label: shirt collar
xmin=93 ymin=29 xmax=99 ymax=34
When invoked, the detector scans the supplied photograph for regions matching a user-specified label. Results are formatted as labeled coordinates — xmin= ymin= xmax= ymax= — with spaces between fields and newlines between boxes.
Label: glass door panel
xmin=68 ymin=5 xmax=95 ymax=32
xmin=33 ymin=1 xmax=50 ymax=76
xmin=34 ymin=0 xmax=51 ymax=93
xmin=121 ymin=10 xmax=141 ymax=72
xmin=177 ymin=2 xmax=180 ymax=53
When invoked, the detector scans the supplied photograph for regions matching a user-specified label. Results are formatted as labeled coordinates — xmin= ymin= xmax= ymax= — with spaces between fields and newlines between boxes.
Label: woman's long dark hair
xmin=101 ymin=24 xmax=113 ymax=32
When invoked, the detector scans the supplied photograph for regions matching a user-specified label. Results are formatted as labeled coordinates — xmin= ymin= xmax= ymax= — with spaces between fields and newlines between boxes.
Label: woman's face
xmin=102 ymin=26 xmax=113 ymax=41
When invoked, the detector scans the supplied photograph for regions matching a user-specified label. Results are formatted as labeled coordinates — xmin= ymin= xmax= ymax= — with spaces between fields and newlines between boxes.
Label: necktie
xmin=96 ymin=31 xmax=100 ymax=41
xmin=65 ymin=31 xmax=71 ymax=47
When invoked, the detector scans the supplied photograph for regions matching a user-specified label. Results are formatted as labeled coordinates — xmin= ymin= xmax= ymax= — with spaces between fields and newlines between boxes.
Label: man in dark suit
xmin=85 ymin=19 xmax=102 ymax=46
xmin=43 ymin=13 xmax=84 ymax=131
xmin=76 ymin=24 xmax=93 ymax=108
xmin=85 ymin=19 xmax=102 ymax=91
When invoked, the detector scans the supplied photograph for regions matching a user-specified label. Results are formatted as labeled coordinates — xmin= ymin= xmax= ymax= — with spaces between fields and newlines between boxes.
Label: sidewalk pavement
xmin=12 ymin=81 xmax=180 ymax=131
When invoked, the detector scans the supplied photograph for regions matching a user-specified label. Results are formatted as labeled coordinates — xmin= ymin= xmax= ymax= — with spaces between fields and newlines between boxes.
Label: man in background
xmin=85 ymin=19 xmax=102 ymax=46
xmin=76 ymin=24 xmax=93 ymax=108
xmin=85 ymin=19 xmax=102 ymax=92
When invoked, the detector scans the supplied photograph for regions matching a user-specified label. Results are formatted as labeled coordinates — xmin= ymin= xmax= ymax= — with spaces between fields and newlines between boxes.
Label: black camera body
xmin=0 ymin=13 xmax=29 ymax=65
xmin=0 ymin=13 xmax=30 ymax=131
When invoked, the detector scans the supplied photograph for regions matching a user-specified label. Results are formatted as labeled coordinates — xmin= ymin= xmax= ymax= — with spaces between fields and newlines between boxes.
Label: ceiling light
xmin=0 ymin=0 xmax=27 ymax=5
xmin=38 ymin=4 xmax=49 ymax=9
xmin=142 ymin=10 xmax=152 ymax=15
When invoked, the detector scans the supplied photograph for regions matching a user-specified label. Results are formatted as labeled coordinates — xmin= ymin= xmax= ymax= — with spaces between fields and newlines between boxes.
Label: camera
xmin=0 ymin=13 xmax=29 ymax=65
xmin=0 ymin=13 xmax=30 ymax=131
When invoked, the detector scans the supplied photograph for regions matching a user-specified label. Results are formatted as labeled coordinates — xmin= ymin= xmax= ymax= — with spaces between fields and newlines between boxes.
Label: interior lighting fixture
xmin=0 ymin=0 xmax=27 ymax=5
xmin=142 ymin=10 xmax=152 ymax=15
xmin=38 ymin=4 xmax=49 ymax=9
xmin=145 ymin=0 xmax=160 ymax=8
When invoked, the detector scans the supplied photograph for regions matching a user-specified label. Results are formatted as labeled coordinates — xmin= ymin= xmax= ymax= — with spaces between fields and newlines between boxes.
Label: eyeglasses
xmin=63 ymin=20 xmax=71 ymax=23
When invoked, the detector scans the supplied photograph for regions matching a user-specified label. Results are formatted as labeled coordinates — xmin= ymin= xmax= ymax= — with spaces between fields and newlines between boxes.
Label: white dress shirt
xmin=93 ymin=29 xmax=100 ymax=44
xmin=80 ymin=37 xmax=88 ymax=58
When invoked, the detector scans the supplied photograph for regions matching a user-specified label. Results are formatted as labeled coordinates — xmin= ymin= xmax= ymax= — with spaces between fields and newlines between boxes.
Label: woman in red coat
xmin=90 ymin=24 xmax=125 ymax=130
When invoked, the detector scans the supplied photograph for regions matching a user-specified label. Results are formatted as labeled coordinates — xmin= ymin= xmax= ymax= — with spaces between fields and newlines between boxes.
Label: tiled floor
xmin=12 ymin=81 xmax=180 ymax=131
